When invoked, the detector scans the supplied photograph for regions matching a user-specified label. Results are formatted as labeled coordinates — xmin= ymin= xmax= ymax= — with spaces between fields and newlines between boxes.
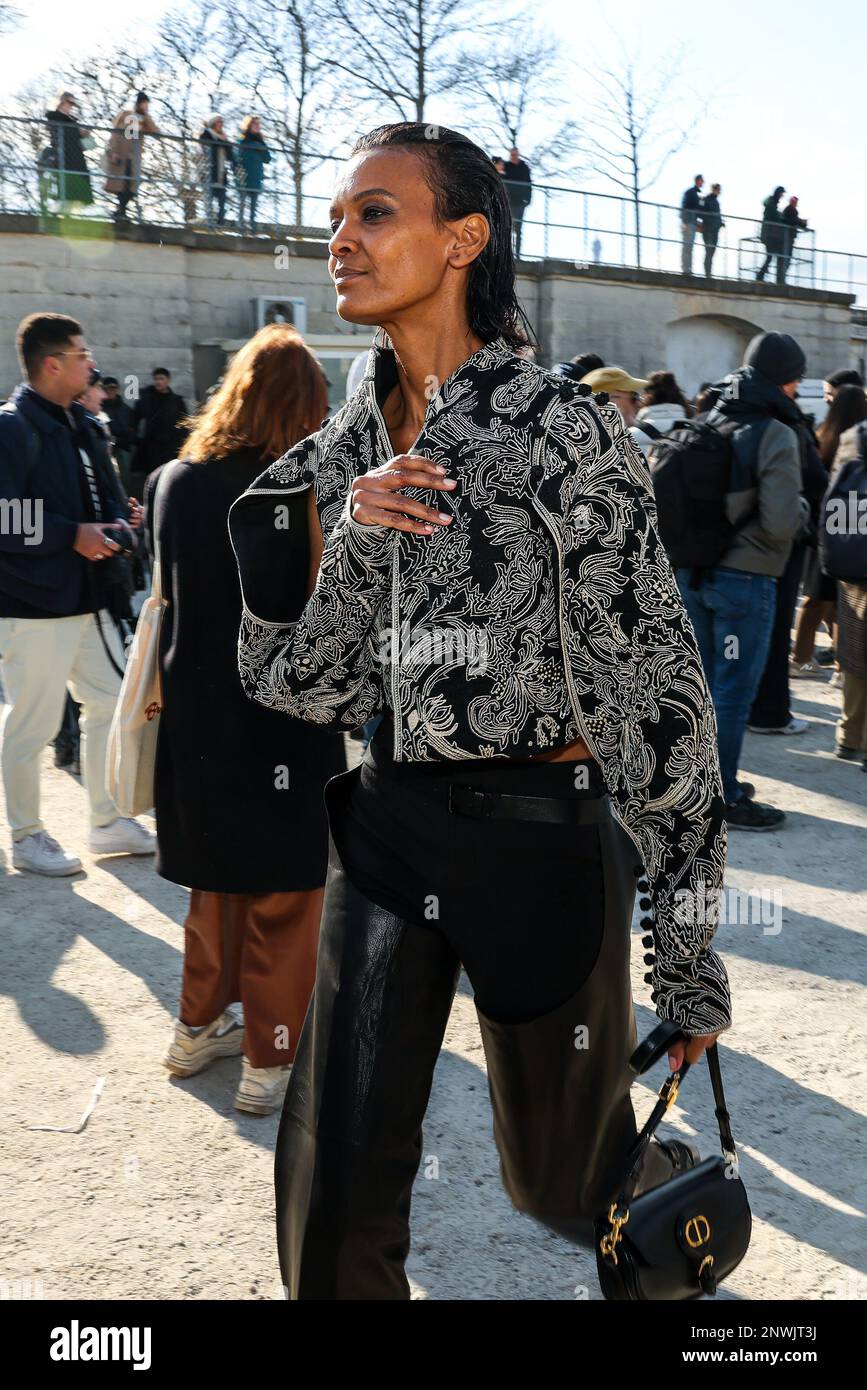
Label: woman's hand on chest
xmin=350 ymin=456 xmax=457 ymax=535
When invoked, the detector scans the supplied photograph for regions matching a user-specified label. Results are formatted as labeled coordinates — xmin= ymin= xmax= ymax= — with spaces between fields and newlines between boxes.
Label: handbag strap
xmin=148 ymin=459 xmax=183 ymax=606
xmin=611 ymin=1043 xmax=738 ymax=1210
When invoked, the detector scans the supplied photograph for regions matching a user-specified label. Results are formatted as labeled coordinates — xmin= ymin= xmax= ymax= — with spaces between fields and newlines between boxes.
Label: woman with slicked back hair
xmin=229 ymin=123 xmax=731 ymax=1298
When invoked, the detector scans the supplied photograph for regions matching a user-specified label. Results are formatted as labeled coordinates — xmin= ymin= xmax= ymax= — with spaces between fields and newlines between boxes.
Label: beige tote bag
xmin=106 ymin=469 xmax=175 ymax=816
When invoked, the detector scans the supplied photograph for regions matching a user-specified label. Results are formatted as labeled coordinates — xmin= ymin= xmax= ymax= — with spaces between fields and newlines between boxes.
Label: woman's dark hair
xmin=825 ymin=366 xmax=864 ymax=390
xmin=816 ymin=383 xmax=867 ymax=468
xmin=640 ymin=370 xmax=690 ymax=412
xmin=349 ymin=122 xmax=532 ymax=350
xmin=570 ymin=352 xmax=604 ymax=376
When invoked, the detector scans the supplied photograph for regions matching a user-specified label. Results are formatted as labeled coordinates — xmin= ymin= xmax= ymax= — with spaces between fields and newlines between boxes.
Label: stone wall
xmin=0 ymin=216 xmax=856 ymax=403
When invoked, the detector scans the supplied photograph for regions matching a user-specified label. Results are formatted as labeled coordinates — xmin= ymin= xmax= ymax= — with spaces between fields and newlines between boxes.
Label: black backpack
xmin=819 ymin=422 xmax=867 ymax=582
xmin=648 ymin=416 xmax=764 ymax=574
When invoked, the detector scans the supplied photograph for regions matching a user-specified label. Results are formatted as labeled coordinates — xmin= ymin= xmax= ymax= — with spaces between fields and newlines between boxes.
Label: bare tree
xmin=0 ymin=2 xmax=22 ymax=34
xmin=9 ymin=1 xmax=251 ymax=225
xmin=455 ymin=27 xmax=582 ymax=178
xmin=577 ymin=41 xmax=706 ymax=266
xmin=321 ymin=0 xmax=507 ymax=125
xmin=239 ymin=0 xmax=350 ymax=227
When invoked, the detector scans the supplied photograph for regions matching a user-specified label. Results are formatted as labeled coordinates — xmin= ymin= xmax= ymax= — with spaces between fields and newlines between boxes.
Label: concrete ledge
xmin=519 ymin=256 xmax=856 ymax=306
xmin=0 ymin=214 xmax=853 ymax=305
xmin=0 ymin=211 xmax=330 ymax=258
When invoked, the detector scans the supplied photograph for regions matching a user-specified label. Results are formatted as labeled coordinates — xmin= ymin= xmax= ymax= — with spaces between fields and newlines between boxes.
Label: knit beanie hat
xmin=743 ymin=332 xmax=806 ymax=386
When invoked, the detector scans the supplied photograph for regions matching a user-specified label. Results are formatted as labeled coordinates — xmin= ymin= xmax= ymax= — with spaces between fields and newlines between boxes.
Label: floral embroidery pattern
xmin=228 ymin=331 xmax=731 ymax=1034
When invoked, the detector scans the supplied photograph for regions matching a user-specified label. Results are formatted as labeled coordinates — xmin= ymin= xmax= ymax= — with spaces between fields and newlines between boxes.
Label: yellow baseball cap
xmin=579 ymin=366 xmax=649 ymax=393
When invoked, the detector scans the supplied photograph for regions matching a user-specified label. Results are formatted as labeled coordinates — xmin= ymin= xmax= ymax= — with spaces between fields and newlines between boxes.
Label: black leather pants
xmin=275 ymin=765 xmax=677 ymax=1300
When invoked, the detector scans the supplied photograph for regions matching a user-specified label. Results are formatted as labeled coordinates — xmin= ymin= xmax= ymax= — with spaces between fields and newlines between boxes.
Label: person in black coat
xmin=680 ymin=173 xmax=704 ymax=274
xmin=101 ymin=377 xmax=136 ymax=491
xmin=44 ymin=92 xmax=94 ymax=208
xmin=146 ymin=323 xmax=345 ymax=1116
xmin=778 ymin=196 xmax=808 ymax=284
xmin=131 ymin=368 xmax=187 ymax=494
xmin=700 ymin=183 xmax=724 ymax=278
xmin=757 ymin=186 xmax=786 ymax=282
xmin=198 ymin=114 xmax=235 ymax=226
xmin=502 ymin=146 xmax=532 ymax=258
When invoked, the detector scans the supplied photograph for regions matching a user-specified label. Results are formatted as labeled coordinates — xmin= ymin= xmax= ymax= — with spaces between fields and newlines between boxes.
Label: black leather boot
xmin=476 ymin=810 xmax=681 ymax=1247
xmin=275 ymin=769 xmax=462 ymax=1300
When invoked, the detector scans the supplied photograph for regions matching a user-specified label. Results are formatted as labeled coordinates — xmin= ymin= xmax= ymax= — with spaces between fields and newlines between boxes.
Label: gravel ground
xmin=1 ymin=667 xmax=865 ymax=1301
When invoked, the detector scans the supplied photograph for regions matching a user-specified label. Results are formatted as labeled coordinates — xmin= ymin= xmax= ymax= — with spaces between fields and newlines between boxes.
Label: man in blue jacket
xmin=680 ymin=173 xmax=704 ymax=275
xmin=0 ymin=313 xmax=156 ymax=874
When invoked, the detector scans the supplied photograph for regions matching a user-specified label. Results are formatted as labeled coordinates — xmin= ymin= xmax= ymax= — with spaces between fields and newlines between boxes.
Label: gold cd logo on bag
xmin=684 ymin=1214 xmax=711 ymax=1248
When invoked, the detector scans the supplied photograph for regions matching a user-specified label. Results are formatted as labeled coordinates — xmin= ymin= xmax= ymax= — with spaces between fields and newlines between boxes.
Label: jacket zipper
xmin=367 ymin=385 xmax=433 ymax=765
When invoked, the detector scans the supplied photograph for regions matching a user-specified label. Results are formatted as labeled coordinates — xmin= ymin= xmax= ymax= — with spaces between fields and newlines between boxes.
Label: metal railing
xmin=1 ymin=113 xmax=865 ymax=303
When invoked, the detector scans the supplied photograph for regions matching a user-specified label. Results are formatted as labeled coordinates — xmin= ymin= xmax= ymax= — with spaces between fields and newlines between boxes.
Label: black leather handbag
xmin=594 ymin=1023 xmax=752 ymax=1300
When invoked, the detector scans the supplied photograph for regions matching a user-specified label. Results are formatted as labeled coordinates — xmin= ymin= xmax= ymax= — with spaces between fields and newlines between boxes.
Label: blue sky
xmin=2 ymin=0 xmax=862 ymax=258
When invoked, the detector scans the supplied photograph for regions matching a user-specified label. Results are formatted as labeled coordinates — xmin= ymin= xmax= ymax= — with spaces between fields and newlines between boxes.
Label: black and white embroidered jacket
xmin=228 ymin=329 xmax=731 ymax=1036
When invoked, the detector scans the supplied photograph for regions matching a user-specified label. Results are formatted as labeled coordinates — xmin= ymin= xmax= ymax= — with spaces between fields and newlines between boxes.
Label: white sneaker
xmin=89 ymin=817 xmax=156 ymax=856
xmin=12 ymin=831 xmax=82 ymax=877
xmin=163 ymin=1010 xmax=244 ymax=1077
xmin=788 ymin=660 xmax=826 ymax=680
xmin=829 ymin=670 xmax=843 ymax=689
xmin=233 ymin=1058 xmax=292 ymax=1115
xmin=747 ymin=717 xmax=809 ymax=735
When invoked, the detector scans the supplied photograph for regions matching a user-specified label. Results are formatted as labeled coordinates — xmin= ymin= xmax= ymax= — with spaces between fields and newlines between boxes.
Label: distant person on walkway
xmin=44 ymin=92 xmax=93 ymax=212
xmin=701 ymin=182 xmax=724 ymax=278
xmin=236 ymin=114 xmax=271 ymax=234
xmin=104 ymin=91 xmax=160 ymax=224
xmin=756 ymin=186 xmax=786 ymax=282
xmin=824 ymin=367 xmax=864 ymax=406
xmin=578 ymin=365 xmax=648 ymax=429
xmin=680 ymin=173 xmax=704 ymax=274
xmin=131 ymin=368 xmax=187 ymax=492
xmin=551 ymin=351 xmax=604 ymax=382
xmin=198 ymin=114 xmax=235 ymax=226
xmin=792 ymin=385 xmax=867 ymax=675
xmin=629 ymin=370 xmax=692 ymax=456
xmin=502 ymin=146 xmax=532 ymax=258
xmin=150 ymin=325 xmax=345 ymax=1115
xmin=674 ymin=332 xmax=809 ymax=831
xmin=0 ymin=313 xmax=155 ymax=875
xmin=777 ymin=196 xmax=808 ymax=284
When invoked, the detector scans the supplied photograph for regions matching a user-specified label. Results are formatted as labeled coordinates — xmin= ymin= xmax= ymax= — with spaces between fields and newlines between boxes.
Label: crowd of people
xmin=37 ymin=90 xmax=534 ymax=247
xmin=37 ymin=89 xmax=814 ymax=283
xmin=2 ymin=119 xmax=865 ymax=1301
xmin=552 ymin=347 xmax=867 ymax=827
xmin=38 ymin=90 xmax=273 ymax=232
xmin=680 ymin=174 xmax=810 ymax=282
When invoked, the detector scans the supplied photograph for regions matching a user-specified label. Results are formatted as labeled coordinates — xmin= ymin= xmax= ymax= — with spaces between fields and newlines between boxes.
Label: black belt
xmin=447 ymin=784 xmax=609 ymax=824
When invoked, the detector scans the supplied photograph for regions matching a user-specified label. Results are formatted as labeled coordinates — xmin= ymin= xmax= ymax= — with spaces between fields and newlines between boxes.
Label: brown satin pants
xmin=179 ymin=888 xmax=324 ymax=1068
